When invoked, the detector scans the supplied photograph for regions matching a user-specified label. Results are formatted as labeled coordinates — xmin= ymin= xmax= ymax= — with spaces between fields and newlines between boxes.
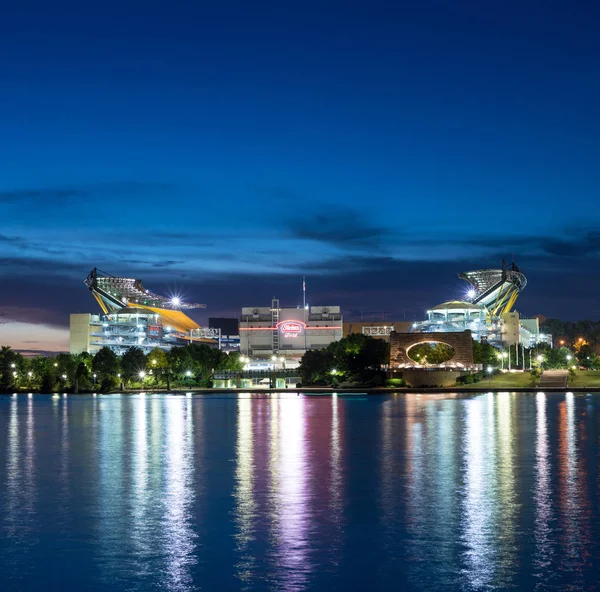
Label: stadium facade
xmin=239 ymin=299 xmax=342 ymax=368
xmin=411 ymin=261 xmax=551 ymax=348
xmin=70 ymin=269 xmax=219 ymax=355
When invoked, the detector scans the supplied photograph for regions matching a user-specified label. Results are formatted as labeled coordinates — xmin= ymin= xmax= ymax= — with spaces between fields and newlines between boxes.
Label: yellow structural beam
xmin=129 ymin=304 xmax=200 ymax=333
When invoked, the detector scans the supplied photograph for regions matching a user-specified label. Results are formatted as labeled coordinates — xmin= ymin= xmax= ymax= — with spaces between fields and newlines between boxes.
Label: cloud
xmin=286 ymin=207 xmax=393 ymax=252
xmin=0 ymin=234 xmax=25 ymax=243
xmin=0 ymin=181 xmax=175 ymax=204
xmin=0 ymin=304 xmax=70 ymax=328
xmin=536 ymin=231 xmax=600 ymax=257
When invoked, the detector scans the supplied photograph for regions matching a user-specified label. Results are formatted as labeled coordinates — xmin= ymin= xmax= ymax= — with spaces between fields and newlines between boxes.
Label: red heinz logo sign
xmin=278 ymin=321 xmax=304 ymax=334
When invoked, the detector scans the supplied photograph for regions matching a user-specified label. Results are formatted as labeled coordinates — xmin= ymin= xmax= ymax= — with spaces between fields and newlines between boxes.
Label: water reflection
xmin=233 ymin=396 xmax=257 ymax=583
xmin=462 ymin=396 xmax=496 ymax=589
xmin=495 ymin=393 xmax=517 ymax=585
xmin=274 ymin=397 xmax=309 ymax=589
xmin=162 ymin=397 xmax=196 ymax=590
xmin=2 ymin=393 xmax=600 ymax=591
xmin=534 ymin=392 xmax=554 ymax=588
xmin=557 ymin=392 xmax=591 ymax=587
xmin=5 ymin=398 xmax=20 ymax=538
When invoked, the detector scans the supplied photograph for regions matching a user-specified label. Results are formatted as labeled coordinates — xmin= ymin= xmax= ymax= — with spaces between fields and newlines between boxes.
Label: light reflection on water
xmin=1 ymin=392 xmax=600 ymax=591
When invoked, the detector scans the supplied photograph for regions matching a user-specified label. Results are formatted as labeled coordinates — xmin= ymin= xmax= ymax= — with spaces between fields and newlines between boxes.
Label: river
xmin=0 ymin=392 xmax=599 ymax=591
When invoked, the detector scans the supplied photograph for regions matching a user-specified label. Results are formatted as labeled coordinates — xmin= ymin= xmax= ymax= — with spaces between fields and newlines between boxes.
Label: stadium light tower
xmin=171 ymin=296 xmax=181 ymax=307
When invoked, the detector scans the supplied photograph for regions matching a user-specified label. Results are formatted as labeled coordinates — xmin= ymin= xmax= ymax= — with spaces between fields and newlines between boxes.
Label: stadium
xmin=70 ymin=269 xmax=219 ymax=355
xmin=411 ymin=260 xmax=549 ymax=348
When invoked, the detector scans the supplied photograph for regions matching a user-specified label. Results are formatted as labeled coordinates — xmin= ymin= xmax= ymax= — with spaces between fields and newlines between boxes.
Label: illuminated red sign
xmin=279 ymin=321 xmax=304 ymax=333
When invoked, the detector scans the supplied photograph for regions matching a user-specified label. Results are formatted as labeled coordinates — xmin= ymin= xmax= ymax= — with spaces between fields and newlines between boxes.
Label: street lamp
xmin=566 ymin=354 xmax=572 ymax=361
xmin=93 ymin=373 xmax=97 ymax=386
xmin=10 ymin=363 xmax=15 ymax=368
xmin=497 ymin=351 xmax=507 ymax=371
xmin=185 ymin=370 xmax=192 ymax=377
xmin=139 ymin=371 xmax=146 ymax=380
xmin=487 ymin=366 xmax=493 ymax=384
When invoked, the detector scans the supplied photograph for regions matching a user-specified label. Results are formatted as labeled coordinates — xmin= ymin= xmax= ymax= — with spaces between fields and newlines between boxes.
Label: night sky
xmin=1 ymin=1 xmax=600 ymax=352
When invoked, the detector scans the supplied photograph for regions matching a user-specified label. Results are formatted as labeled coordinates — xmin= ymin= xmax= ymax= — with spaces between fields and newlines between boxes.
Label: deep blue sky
xmin=1 ymin=0 xmax=599 ymax=351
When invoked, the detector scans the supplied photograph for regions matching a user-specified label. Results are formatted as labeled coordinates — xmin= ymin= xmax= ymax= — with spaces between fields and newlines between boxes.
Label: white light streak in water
xmin=494 ymin=392 xmax=517 ymax=586
xmin=162 ymin=398 xmax=196 ymax=591
xmin=329 ymin=395 xmax=342 ymax=521
xmin=233 ymin=396 xmax=256 ymax=583
xmin=57 ymin=393 xmax=70 ymax=528
xmin=405 ymin=397 xmax=426 ymax=547
xmin=462 ymin=398 xmax=495 ymax=589
xmin=558 ymin=391 xmax=585 ymax=584
xmin=130 ymin=394 xmax=150 ymax=562
xmin=274 ymin=398 xmax=309 ymax=589
xmin=533 ymin=392 xmax=553 ymax=586
xmin=24 ymin=397 xmax=36 ymax=520
xmin=4 ymin=399 xmax=20 ymax=538
xmin=380 ymin=398 xmax=396 ymax=541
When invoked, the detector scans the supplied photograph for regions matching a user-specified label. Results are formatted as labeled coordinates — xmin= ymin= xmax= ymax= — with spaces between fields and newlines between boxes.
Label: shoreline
xmin=2 ymin=386 xmax=600 ymax=395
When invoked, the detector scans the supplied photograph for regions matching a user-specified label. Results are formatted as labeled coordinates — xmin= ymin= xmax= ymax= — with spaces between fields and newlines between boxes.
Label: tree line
xmin=0 ymin=344 xmax=243 ymax=392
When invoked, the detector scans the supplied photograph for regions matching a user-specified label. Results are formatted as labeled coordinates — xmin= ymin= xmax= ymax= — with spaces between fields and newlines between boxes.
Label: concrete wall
xmin=70 ymin=313 xmax=92 ymax=354
xmin=402 ymin=369 xmax=470 ymax=387
xmin=501 ymin=312 xmax=520 ymax=346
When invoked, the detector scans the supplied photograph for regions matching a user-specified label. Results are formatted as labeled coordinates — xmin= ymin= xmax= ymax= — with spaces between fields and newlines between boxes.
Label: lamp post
xmin=498 ymin=351 xmax=507 ymax=371
xmin=487 ymin=366 xmax=493 ymax=385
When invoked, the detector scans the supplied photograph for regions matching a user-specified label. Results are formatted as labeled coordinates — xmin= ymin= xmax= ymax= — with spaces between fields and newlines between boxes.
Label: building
xmin=411 ymin=260 xmax=552 ymax=348
xmin=70 ymin=309 xmax=218 ymax=355
xmin=70 ymin=268 xmax=218 ymax=354
xmin=239 ymin=299 xmax=342 ymax=367
xmin=209 ymin=317 xmax=240 ymax=352
xmin=343 ymin=321 xmax=412 ymax=339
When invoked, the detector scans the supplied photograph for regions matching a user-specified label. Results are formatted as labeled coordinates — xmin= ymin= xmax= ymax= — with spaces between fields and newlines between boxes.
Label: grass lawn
xmin=568 ymin=370 xmax=600 ymax=388
xmin=461 ymin=371 xmax=536 ymax=389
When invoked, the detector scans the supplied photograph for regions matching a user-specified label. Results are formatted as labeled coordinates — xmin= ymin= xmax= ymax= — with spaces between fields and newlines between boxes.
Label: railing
xmin=214 ymin=369 xmax=299 ymax=379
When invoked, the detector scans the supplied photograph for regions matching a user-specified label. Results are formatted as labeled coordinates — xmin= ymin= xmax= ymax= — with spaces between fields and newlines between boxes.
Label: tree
xmin=31 ymin=355 xmax=57 ymax=392
xmin=299 ymin=334 xmax=389 ymax=386
xmin=0 ymin=346 xmax=20 ymax=391
xmin=411 ymin=343 xmax=455 ymax=365
xmin=299 ymin=349 xmax=335 ymax=385
xmin=148 ymin=347 xmax=169 ymax=387
xmin=576 ymin=344 xmax=597 ymax=369
xmin=472 ymin=340 xmax=498 ymax=367
xmin=92 ymin=347 xmax=120 ymax=380
xmin=120 ymin=347 xmax=147 ymax=382
xmin=55 ymin=352 xmax=78 ymax=387
xmin=168 ymin=346 xmax=194 ymax=381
